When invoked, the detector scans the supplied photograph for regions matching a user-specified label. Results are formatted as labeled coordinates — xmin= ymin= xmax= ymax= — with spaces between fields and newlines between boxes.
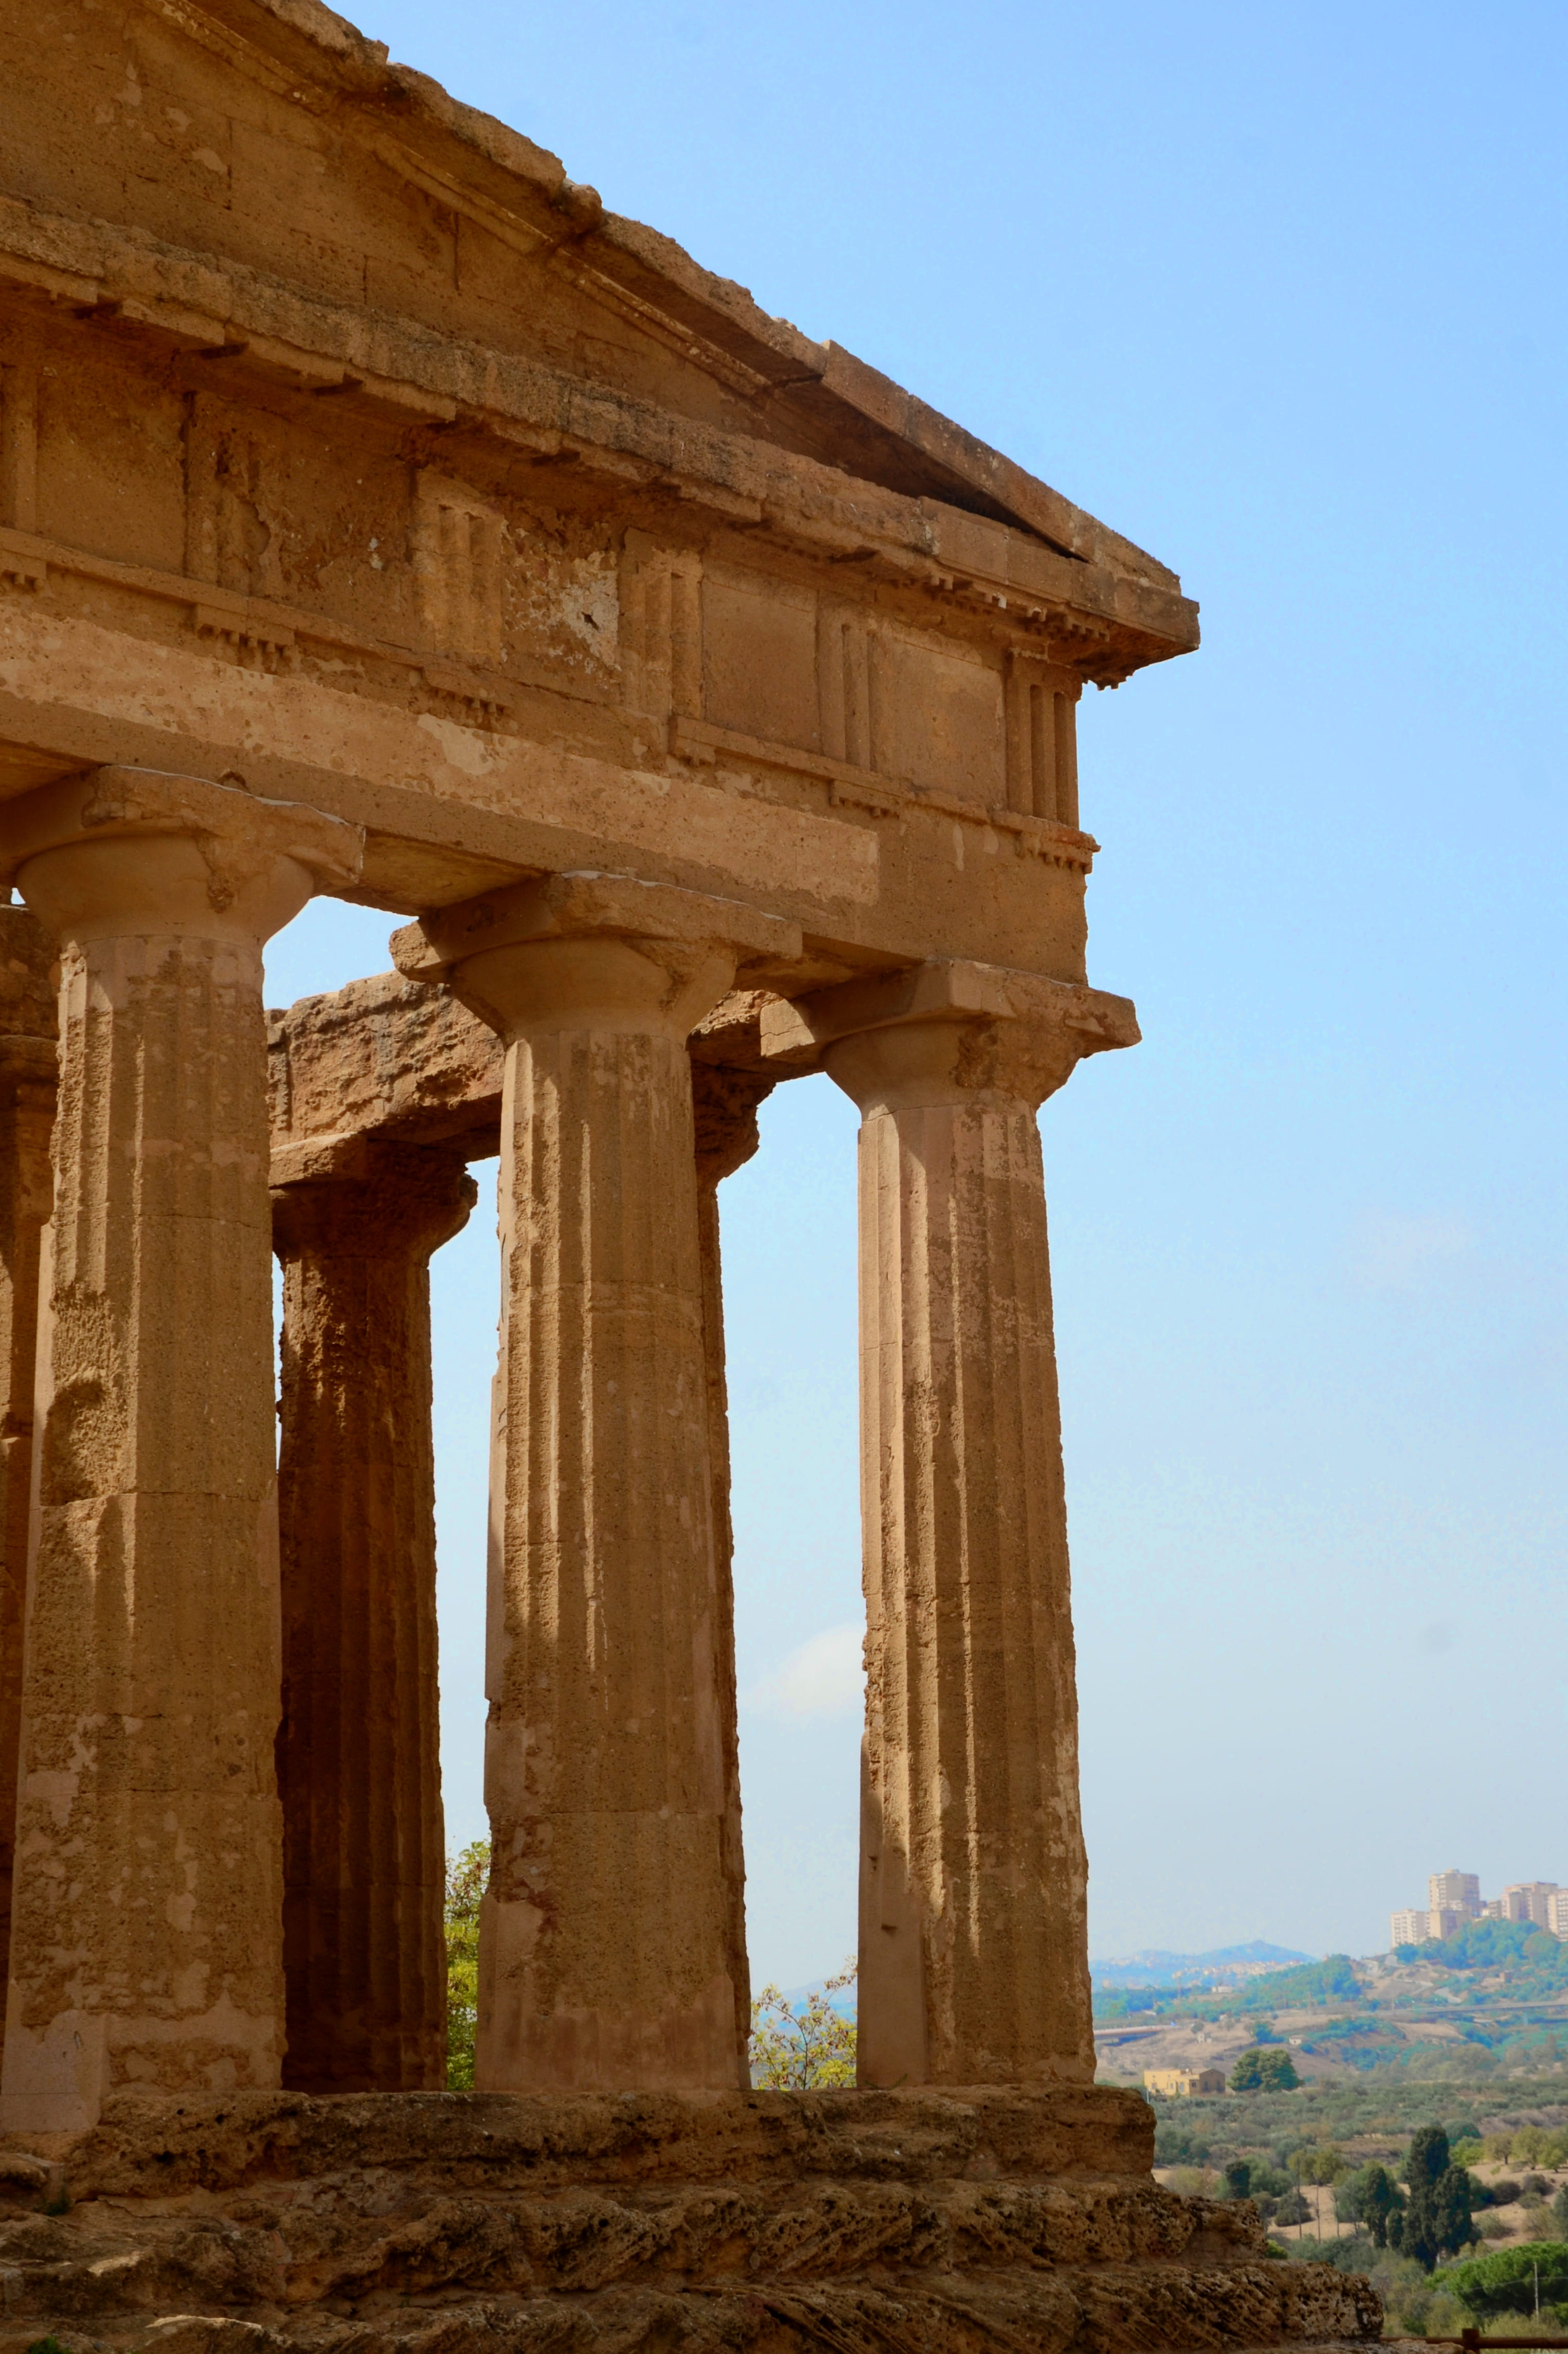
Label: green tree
xmin=1397 ymin=2127 xmax=1476 ymax=2270
xmin=1230 ymin=2046 xmax=1299 ymax=2092
xmin=1291 ymin=2144 xmax=1346 ymax=2187
xmin=444 ymin=1839 xmax=488 ymax=2090
xmin=1223 ymin=2161 xmax=1252 ymax=2202
xmin=1444 ymin=2241 xmax=1568 ymax=2322
xmin=750 ymin=1963 xmax=857 ymax=2088
xmin=1345 ymin=2162 xmax=1401 ymax=2249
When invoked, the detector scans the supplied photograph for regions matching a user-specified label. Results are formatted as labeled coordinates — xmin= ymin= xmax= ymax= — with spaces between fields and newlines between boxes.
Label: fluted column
xmin=0 ymin=766 xmax=360 ymax=2132
xmin=690 ymin=1050 xmax=776 ymax=2076
xmin=272 ymin=1143 xmax=476 ymax=2092
xmin=394 ymin=873 xmax=797 ymax=2092
xmin=763 ymin=961 xmax=1138 ymax=2089
xmin=0 ymin=907 xmax=58 ymax=2018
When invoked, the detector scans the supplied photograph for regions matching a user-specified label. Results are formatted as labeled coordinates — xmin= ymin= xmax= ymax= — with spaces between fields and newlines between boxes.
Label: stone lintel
xmin=760 ymin=959 xmax=1141 ymax=1071
xmin=266 ymin=974 xmax=794 ymax=1174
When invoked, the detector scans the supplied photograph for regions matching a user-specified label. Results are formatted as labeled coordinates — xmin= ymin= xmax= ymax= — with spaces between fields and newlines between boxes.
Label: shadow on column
xmin=273 ymin=1142 xmax=476 ymax=2092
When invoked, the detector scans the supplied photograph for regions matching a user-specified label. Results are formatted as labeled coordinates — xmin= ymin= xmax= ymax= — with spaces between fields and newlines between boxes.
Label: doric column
xmin=689 ymin=1028 xmax=777 ymax=2077
xmin=0 ymin=766 xmax=360 ymax=2132
xmin=0 ymin=907 xmax=58 ymax=2022
xmin=272 ymin=1142 xmax=476 ymax=2092
xmin=763 ymin=961 xmax=1138 ymax=2090
xmin=394 ymin=873 xmax=797 ymax=2093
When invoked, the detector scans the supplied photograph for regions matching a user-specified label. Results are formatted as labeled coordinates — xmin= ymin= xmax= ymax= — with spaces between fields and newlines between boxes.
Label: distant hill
xmin=1092 ymin=1941 xmax=1317 ymax=1989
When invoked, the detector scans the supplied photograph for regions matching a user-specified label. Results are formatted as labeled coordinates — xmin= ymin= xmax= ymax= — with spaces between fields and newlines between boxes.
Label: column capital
xmin=760 ymin=959 xmax=1138 ymax=1113
xmin=271 ymin=1139 xmax=476 ymax=1262
xmin=390 ymin=871 xmax=801 ymax=1041
xmin=0 ymin=766 xmax=362 ymax=950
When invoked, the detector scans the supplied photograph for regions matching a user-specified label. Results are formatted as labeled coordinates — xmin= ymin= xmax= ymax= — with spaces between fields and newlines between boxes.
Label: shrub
xmin=443 ymin=1839 xmax=488 ymax=2090
xmin=750 ymin=1965 xmax=857 ymax=2089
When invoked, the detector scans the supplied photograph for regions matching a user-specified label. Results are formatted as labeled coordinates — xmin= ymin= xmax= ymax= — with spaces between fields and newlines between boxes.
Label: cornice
xmin=0 ymin=197 xmax=1198 ymax=677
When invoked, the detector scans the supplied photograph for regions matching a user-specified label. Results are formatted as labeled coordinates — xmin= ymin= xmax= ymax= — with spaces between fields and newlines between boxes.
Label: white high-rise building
xmin=1391 ymin=1909 xmax=1431 ymax=1948
xmin=1547 ymin=1891 xmax=1568 ymax=1940
xmin=1429 ymin=1870 xmax=1482 ymax=1917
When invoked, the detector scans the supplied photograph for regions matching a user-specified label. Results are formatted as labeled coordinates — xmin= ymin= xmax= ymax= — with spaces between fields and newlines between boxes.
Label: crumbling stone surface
xmin=267 ymin=975 xmax=503 ymax=1169
xmin=0 ymin=2089 xmax=1380 ymax=2353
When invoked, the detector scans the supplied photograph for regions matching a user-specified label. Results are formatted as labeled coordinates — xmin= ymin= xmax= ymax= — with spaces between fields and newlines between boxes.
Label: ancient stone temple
xmin=0 ymin=1 xmax=1379 ymax=2346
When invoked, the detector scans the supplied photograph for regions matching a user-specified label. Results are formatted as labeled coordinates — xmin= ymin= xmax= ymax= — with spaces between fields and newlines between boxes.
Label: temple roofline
xmin=166 ymin=0 xmax=1190 ymax=599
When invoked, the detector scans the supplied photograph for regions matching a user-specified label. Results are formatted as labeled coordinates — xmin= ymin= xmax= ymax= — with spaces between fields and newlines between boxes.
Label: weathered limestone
xmin=0 ymin=766 xmax=360 ymax=2132
xmin=689 ymin=999 xmax=779 ymax=2076
xmin=394 ymin=875 xmax=798 ymax=2094
xmin=272 ymin=1142 xmax=476 ymax=2093
xmin=765 ymin=965 xmax=1139 ymax=2090
xmin=0 ymin=904 xmax=56 ymax=2023
xmin=0 ymin=2083 xmax=1383 ymax=2353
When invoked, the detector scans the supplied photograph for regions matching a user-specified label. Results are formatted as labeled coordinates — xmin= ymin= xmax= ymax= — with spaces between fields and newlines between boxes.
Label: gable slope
xmin=144 ymin=0 xmax=1183 ymax=598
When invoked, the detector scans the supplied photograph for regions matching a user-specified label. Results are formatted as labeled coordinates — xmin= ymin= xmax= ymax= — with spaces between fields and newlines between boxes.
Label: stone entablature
xmin=0 ymin=0 xmax=1196 ymax=981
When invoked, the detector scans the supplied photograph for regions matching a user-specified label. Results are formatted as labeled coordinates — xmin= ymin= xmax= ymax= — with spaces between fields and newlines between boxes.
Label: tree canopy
xmin=750 ymin=1964 xmax=857 ymax=2089
xmin=1445 ymin=2241 xmax=1568 ymax=2322
xmin=1230 ymin=2046 xmax=1299 ymax=2091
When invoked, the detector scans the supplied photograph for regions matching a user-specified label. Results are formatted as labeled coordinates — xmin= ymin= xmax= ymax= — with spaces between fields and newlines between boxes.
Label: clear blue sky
xmin=263 ymin=0 xmax=1567 ymax=1984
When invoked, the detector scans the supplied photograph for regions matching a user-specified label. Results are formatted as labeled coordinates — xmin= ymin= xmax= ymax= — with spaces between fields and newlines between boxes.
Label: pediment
xmin=0 ymin=0 xmax=1188 ymax=608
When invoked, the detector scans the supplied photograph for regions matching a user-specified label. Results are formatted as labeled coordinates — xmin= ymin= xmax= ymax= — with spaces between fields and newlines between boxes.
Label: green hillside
xmin=1095 ymin=1928 xmax=1568 ymax=2077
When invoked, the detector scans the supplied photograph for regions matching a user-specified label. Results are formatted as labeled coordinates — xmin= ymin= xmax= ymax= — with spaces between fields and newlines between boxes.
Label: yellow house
xmin=1144 ymin=2067 xmax=1227 ymax=2097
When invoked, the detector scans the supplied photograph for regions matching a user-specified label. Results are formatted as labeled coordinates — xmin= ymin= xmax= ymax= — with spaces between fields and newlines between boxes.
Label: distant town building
xmin=1500 ymin=1882 xmax=1560 ymax=1929
xmin=1392 ymin=1871 xmax=1566 ymax=1950
xmin=1144 ymin=2067 xmax=1226 ymax=2097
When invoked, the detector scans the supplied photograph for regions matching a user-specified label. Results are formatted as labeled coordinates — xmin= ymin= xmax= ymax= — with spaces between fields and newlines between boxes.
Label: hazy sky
xmin=263 ymin=0 xmax=1567 ymax=1985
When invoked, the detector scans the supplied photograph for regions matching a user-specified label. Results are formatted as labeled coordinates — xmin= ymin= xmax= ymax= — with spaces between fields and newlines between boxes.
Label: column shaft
xmin=393 ymin=875 xmax=796 ymax=2094
xmin=788 ymin=971 xmax=1136 ymax=2091
xmin=852 ymin=1083 xmax=1092 ymax=2086
xmin=273 ymin=1148 xmax=474 ymax=2091
xmin=0 ymin=765 xmax=359 ymax=2130
xmin=480 ymin=1021 xmax=742 ymax=2089
xmin=9 ymin=934 xmax=287 ymax=2118
xmin=0 ymin=907 xmax=58 ymax=2016
xmin=690 ymin=1055 xmax=775 ymax=2077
